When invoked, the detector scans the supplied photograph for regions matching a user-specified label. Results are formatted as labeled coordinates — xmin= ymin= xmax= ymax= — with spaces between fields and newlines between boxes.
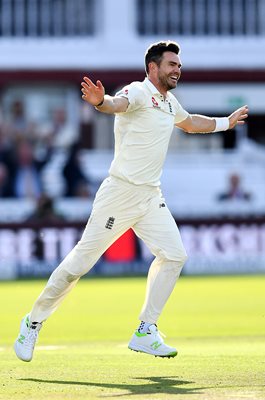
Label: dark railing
xmin=137 ymin=0 xmax=265 ymax=36
xmin=0 ymin=0 xmax=95 ymax=37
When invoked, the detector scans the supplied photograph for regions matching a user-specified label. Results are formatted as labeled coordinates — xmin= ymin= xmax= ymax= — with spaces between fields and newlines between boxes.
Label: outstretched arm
xmin=81 ymin=76 xmax=128 ymax=114
xmin=176 ymin=105 xmax=249 ymax=133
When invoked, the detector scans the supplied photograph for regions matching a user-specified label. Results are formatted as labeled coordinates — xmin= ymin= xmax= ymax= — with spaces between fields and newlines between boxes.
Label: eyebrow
xmin=169 ymin=61 xmax=182 ymax=67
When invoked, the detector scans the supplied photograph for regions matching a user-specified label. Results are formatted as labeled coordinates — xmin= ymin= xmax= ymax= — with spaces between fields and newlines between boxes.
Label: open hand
xmin=228 ymin=105 xmax=248 ymax=129
xmin=81 ymin=77 xmax=105 ymax=106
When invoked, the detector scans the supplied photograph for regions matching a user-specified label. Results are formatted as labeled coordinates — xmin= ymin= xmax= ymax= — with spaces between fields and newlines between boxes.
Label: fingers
xmin=81 ymin=78 xmax=91 ymax=98
xmin=81 ymin=77 xmax=104 ymax=91
xmin=81 ymin=77 xmax=95 ymax=94
xmin=81 ymin=77 xmax=97 ymax=99
xmin=229 ymin=105 xmax=249 ymax=129
xmin=234 ymin=105 xmax=248 ymax=115
xmin=238 ymin=104 xmax=248 ymax=111
xmin=96 ymin=80 xmax=104 ymax=89
xmin=239 ymin=105 xmax=249 ymax=116
xmin=81 ymin=82 xmax=89 ymax=92
xmin=239 ymin=113 xmax=248 ymax=120
xmin=237 ymin=106 xmax=248 ymax=114
xmin=83 ymin=76 xmax=96 ymax=88
xmin=230 ymin=105 xmax=249 ymax=117
xmin=235 ymin=107 xmax=249 ymax=126
xmin=81 ymin=84 xmax=89 ymax=98
xmin=241 ymin=106 xmax=248 ymax=114
xmin=234 ymin=105 xmax=249 ymax=123
xmin=80 ymin=76 xmax=105 ymax=106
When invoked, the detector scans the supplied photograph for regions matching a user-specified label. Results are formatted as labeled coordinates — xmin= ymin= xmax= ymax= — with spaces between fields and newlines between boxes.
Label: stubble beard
xmin=158 ymin=72 xmax=177 ymax=92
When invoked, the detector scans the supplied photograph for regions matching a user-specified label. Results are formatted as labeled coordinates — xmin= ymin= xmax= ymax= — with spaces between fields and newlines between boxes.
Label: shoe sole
xmin=128 ymin=345 xmax=177 ymax=358
xmin=14 ymin=342 xmax=32 ymax=362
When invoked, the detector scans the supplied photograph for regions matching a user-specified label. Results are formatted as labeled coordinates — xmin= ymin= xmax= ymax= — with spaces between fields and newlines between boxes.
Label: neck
xmin=147 ymin=76 xmax=167 ymax=97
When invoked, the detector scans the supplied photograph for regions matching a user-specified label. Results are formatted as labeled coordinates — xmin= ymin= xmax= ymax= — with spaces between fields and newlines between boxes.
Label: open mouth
xmin=169 ymin=76 xmax=179 ymax=83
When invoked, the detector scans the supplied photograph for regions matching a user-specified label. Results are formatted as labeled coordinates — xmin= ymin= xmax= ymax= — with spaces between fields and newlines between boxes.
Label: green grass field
xmin=0 ymin=275 xmax=264 ymax=399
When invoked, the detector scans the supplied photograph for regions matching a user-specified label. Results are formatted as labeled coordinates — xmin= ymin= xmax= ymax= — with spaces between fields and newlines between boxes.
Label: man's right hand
xmin=81 ymin=77 xmax=105 ymax=106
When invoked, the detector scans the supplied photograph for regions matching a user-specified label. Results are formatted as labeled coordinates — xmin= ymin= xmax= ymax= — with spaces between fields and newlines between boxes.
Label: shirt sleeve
xmin=115 ymin=83 xmax=143 ymax=113
xmin=171 ymin=96 xmax=189 ymax=124
xmin=174 ymin=99 xmax=189 ymax=124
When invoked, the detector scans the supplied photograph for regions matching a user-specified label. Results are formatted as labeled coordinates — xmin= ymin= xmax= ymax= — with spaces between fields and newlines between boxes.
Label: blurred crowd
xmin=0 ymin=99 xmax=92 ymax=203
xmin=0 ymin=98 xmax=253 ymax=225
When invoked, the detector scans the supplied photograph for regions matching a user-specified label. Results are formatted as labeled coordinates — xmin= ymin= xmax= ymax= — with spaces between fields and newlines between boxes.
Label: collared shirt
xmin=109 ymin=78 xmax=189 ymax=186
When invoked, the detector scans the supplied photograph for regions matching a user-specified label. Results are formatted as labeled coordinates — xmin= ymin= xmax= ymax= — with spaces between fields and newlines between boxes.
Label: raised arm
xmin=81 ymin=76 xmax=128 ymax=114
xmin=176 ymin=105 xmax=249 ymax=133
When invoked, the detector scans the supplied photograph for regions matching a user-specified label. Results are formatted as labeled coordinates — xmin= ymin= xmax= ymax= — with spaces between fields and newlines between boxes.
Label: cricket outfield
xmin=0 ymin=275 xmax=264 ymax=399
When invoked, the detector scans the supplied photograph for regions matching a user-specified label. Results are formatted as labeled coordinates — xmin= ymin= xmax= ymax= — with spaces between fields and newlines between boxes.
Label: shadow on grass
xmin=19 ymin=376 xmax=204 ymax=397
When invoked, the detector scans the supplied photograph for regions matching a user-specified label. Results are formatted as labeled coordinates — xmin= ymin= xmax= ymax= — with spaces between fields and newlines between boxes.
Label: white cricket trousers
xmin=30 ymin=176 xmax=187 ymax=324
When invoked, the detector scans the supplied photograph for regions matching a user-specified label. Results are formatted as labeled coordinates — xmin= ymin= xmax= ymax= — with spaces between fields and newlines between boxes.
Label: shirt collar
xmin=144 ymin=78 xmax=161 ymax=94
xmin=144 ymin=78 xmax=170 ymax=101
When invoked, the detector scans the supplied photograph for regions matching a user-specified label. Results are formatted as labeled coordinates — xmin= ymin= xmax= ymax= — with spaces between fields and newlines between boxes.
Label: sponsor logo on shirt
xmin=151 ymin=96 xmax=160 ymax=108
xmin=124 ymin=89 xmax=129 ymax=95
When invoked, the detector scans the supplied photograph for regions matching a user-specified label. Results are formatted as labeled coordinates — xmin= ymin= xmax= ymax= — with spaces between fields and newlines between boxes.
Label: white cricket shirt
xmin=109 ymin=78 xmax=189 ymax=186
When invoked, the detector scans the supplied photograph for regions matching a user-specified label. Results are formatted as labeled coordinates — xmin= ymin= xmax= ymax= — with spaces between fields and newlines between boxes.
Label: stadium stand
xmin=0 ymin=0 xmax=264 ymax=276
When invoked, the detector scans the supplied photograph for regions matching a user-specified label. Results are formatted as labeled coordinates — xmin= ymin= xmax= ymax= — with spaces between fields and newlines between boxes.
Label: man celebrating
xmin=15 ymin=41 xmax=248 ymax=361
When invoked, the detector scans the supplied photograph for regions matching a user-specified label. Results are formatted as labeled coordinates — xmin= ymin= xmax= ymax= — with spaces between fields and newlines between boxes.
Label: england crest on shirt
xmin=151 ymin=96 xmax=160 ymax=108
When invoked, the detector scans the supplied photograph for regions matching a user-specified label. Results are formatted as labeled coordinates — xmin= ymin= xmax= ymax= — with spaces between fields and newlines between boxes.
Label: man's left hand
xmin=228 ymin=105 xmax=249 ymax=129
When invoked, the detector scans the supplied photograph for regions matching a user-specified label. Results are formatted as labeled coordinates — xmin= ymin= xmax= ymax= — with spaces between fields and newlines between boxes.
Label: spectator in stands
xmin=7 ymin=139 xmax=50 ymax=199
xmin=0 ymin=162 xmax=12 ymax=197
xmin=51 ymin=107 xmax=76 ymax=148
xmin=5 ymin=99 xmax=36 ymax=144
xmin=62 ymin=143 xmax=91 ymax=197
xmin=217 ymin=173 xmax=252 ymax=201
xmin=26 ymin=194 xmax=64 ymax=223
xmin=0 ymin=131 xmax=13 ymax=196
xmin=0 ymin=104 xmax=12 ymax=153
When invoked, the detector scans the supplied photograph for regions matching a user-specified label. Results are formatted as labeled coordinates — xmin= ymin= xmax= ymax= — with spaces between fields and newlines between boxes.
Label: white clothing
xmin=29 ymin=78 xmax=189 ymax=326
xmin=30 ymin=176 xmax=187 ymax=324
xmin=109 ymin=78 xmax=189 ymax=186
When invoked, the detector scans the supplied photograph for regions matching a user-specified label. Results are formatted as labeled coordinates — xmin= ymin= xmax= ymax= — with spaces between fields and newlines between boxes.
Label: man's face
xmin=156 ymin=51 xmax=182 ymax=91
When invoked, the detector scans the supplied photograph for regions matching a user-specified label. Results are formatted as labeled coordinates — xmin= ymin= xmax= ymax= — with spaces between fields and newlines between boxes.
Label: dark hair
xmin=145 ymin=41 xmax=180 ymax=74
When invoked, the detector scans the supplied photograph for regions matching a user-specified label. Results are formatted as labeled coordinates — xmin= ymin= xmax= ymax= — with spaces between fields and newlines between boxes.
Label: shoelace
xmin=149 ymin=326 xmax=166 ymax=341
xmin=24 ymin=323 xmax=42 ymax=347
xmin=24 ymin=329 xmax=39 ymax=348
xmin=153 ymin=324 xmax=166 ymax=338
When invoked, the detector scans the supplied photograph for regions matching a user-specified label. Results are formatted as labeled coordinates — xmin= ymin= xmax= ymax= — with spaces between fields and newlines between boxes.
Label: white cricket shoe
xmin=128 ymin=324 xmax=177 ymax=358
xmin=14 ymin=314 xmax=42 ymax=362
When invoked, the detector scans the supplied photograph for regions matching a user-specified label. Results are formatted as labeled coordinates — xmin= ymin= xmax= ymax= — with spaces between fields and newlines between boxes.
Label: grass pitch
xmin=0 ymin=274 xmax=264 ymax=399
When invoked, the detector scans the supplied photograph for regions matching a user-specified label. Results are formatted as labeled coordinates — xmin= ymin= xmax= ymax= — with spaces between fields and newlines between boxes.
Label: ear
xmin=148 ymin=61 xmax=158 ymax=74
